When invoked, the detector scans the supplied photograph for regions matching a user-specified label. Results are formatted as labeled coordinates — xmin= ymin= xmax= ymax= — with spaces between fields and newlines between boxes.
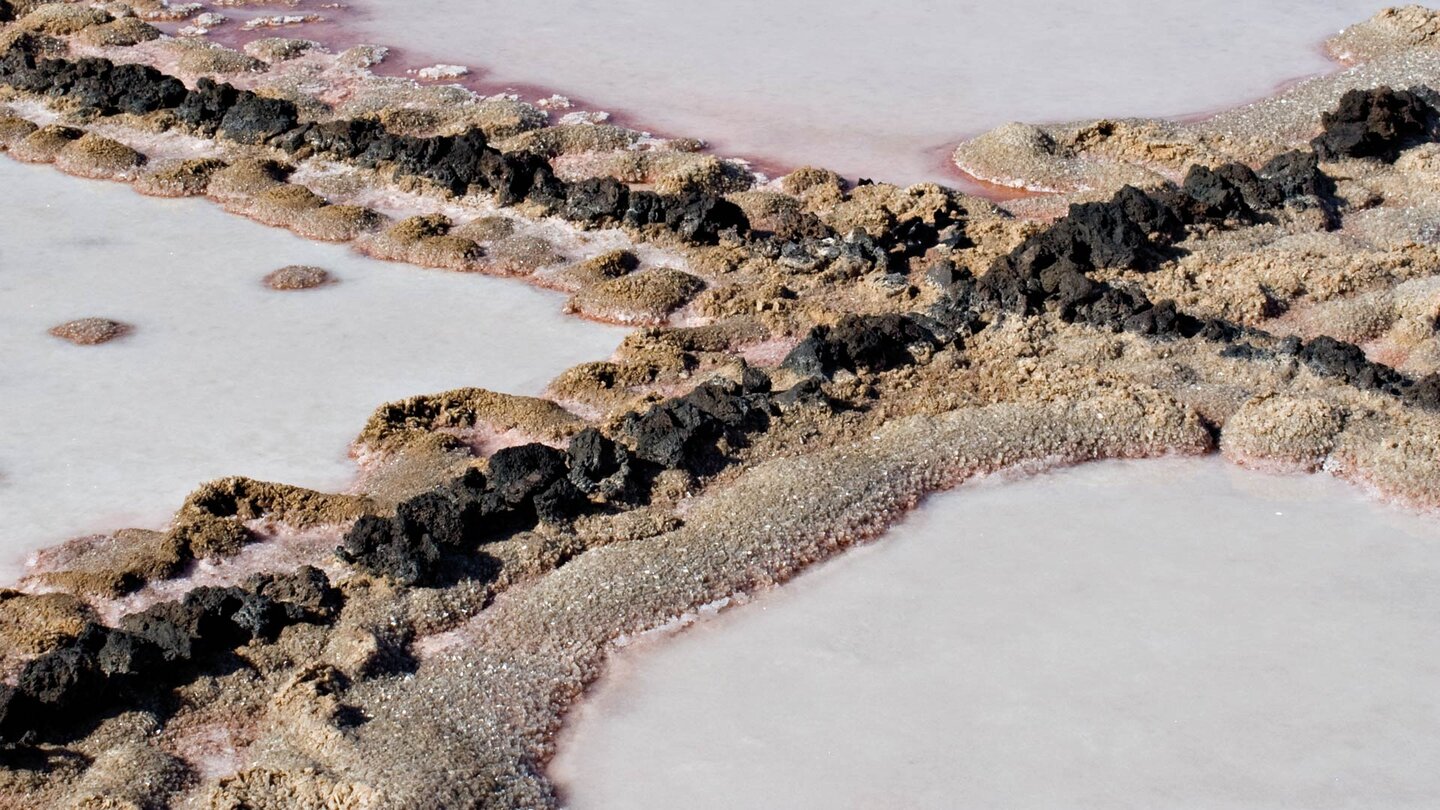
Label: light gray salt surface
xmin=552 ymin=457 xmax=1440 ymax=809
xmin=0 ymin=160 xmax=624 ymax=581
xmin=345 ymin=0 xmax=1392 ymax=184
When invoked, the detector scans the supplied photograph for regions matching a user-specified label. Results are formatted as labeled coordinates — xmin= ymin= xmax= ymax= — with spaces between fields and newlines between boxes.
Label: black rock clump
xmin=1181 ymin=164 xmax=1259 ymax=223
xmin=563 ymin=176 xmax=630 ymax=225
xmin=1312 ymin=86 xmax=1439 ymax=162
xmin=1297 ymin=335 xmax=1409 ymax=395
xmin=174 ymin=77 xmax=240 ymax=134
xmin=781 ymin=314 xmax=943 ymax=378
xmin=566 ymin=428 xmax=638 ymax=500
xmin=0 ymin=567 xmax=341 ymax=746
xmin=620 ymin=379 xmax=772 ymax=472
xmin=623 ymin=190 xmax=749 ymax=244
xmin=217 ymin=93 xmax=299 ymax=145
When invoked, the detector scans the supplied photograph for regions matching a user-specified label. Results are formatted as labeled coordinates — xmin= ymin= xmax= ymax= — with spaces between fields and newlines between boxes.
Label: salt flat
xmin=347 ymin=0 xmax=1391 ymax=184
xmin=0 ymin=160 xmax=624 ymax=580
xmin=553 ymin=457 xmax=1440 ymax=809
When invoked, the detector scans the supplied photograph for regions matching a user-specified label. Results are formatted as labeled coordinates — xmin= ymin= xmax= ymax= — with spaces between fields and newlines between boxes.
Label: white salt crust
xmin=553 ymin=457 xmax=1440 ymax=809
xmin=0 ymin=159 xmax=624 ymax=581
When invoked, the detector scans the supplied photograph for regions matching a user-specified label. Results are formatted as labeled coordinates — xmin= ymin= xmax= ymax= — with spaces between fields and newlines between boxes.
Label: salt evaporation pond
xmin=553 ymin=458 xmax=1440 ymax=808
xmin=0 ymin=159 xmax=624 ymax=581
xmin=346 ymin=0 xmax=1392 ymax=183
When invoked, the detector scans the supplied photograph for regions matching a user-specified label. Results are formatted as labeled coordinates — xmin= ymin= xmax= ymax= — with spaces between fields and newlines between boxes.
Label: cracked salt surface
xmin=346 ymin=0 xmax=1392 ymax=184
xmin=0 ymin=159 xmax=624 ymax=581
xmin=552 ymin=457 xmax=1440 ymax=809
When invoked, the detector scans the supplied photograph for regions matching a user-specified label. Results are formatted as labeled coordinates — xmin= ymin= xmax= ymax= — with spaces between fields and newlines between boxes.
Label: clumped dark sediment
xmin=5 ymin=4 xmax=1440 ymax=807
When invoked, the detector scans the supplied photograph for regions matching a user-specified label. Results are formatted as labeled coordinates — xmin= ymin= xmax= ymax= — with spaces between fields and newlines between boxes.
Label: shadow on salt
xmin=0 ymin=159 xmax=625 ymax=581
xmin=553 ymin=457 xmax=1440 ymax=808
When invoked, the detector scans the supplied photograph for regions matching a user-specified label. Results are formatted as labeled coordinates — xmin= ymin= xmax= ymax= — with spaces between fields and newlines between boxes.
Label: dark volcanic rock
xmin=1298 ymin=335 xmax=1408 ymax=394
xmin=176 ymin=77 xmax=240 ymax=134
xmin=563 ymin=176 xmax=629 ymax=224
xmin=487 ymin=443 xmax=568 ymax=505
xmin=217 ymin=92 xmax=299 ymax=144
xmin=782 ymin=314 xmax=939 ymax=378
xmin=624 ymin=190 xmax=748 ymax=244
xmin=1258 ymin=149 xmax=1336 ymax=201
xmin=1181 ymin=164 xmax=1256 ymax=223
xmin=1312 ymin=86 xmax=1438 ymax=162
xmin=337 ymin=513 xmax=441 ymax=586
xmin=567 ymin=428 xmax=637 ymax=499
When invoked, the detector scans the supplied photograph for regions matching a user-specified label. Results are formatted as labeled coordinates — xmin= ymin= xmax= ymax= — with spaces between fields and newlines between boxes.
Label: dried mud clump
xmin=1220 ymin=395 xmax=1348 ymax=472
xmin=263 ymin=264 xmax=331 ymax=290
xmin=76 ymin=16 xmax=161 ymax=47
xmin=48 ymin=317 xmax=131 ymax=345
xmin=359 ymin=387 xmax=584 ymax=455
xmin=9 ymin=122 xmax=81 ymax=162
xmin=175 ymin=41 xmax=267 ymax=76
xmin=135 ymin=157 xmax=227 ymax=197
xmin=568 ymin=266 xmax=705 ymax=324
xmin=361 ymin=214 xmax=482 ymax=271
xmin=52 ymin=132 xmax=145 ymax=179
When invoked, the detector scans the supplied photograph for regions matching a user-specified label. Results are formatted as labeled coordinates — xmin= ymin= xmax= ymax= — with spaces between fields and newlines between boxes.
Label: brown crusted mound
xmin=175 ymin=41 xmax=268 ymax=76
xmin=75 ymin=16 xmax=162 ymax=47
xmin=488 ymin=233 xmax=563 ymax=275
xmin=9 ymin=123 xmax=81 ymax=163
xmin=48 ymin=317 xmax=131 ymax=345
xmin=360 ymin=214 xmax=483 ymax=270
xmin=135 ymin=157 xmax=229 ymax=197
xmin=567 ymin=267 xmax=706 ymax=324
xmin=263 ymin=264 xmax=331 ymax=290
xmin=53 ymin=132 xmax=145 ymax=179
xmin=358 ymin=388 xmax=585 ymax=454
xmin=0 ymin=112 xmax=38 ymax=147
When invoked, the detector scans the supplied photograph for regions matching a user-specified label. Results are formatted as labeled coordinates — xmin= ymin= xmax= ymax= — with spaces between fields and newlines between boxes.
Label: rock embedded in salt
xmin=262 ymin=265 xmax=332 ymax=290
xmin=48 ymin=318 xmax=132 ymax=345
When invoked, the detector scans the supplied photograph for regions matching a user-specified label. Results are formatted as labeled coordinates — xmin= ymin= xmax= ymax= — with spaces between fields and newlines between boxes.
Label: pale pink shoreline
xmin=180 ymin=2 xmax=1367 ymax=199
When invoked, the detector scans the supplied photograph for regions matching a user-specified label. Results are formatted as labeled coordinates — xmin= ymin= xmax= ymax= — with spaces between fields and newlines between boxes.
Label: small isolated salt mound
xmin=416 ymin=64 xmax=469 ymax=81
xmin=9 ymin=124 xmax=81 ymax=163
xmin=130 ymin=0 xmax=202 ymax=23
xmin=568 ymin=267 xmax=705 ymax=324
xmin=136 ymin=157 xmax=228 ymax=197
xmin=49 ymin=318 xmax=132 ymax=345
xmin=263 ymin=265 xmax=331 ymax=290
xmin=244 ymin=37 xmax=317 ymax=63
xmin=177 ymin=10 xmax=225 ymax=35
xmin=53 ymin=132 xmax=146 ymax=180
